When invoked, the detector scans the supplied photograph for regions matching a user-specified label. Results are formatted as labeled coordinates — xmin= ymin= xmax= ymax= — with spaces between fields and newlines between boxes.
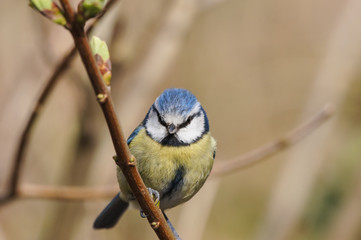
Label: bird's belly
xmin=117 ymin=129 xmax=215 ymax=210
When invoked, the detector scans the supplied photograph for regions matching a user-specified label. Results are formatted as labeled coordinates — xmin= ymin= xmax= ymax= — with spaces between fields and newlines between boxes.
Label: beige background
xmin=1 ymin=0 xmax=361 ymax=239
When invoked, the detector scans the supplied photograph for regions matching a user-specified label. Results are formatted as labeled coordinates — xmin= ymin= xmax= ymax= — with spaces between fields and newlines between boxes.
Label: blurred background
xmin=1 ymin=0 xmax=361 ymax=239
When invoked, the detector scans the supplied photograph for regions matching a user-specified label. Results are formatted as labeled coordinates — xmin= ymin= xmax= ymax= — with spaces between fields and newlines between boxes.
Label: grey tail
xmin=93 ymin=193 xmax=129 ymax=229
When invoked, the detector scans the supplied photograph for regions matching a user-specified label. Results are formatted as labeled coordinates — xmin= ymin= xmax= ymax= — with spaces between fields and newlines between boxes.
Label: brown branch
xmin=0 ymin=0 xmax=119 ymax=206
xmin=0 ymin=48 xmax=77 ymax=206
xmin=6 ymin=104 xmax=334 ymax=202
xmin=58 ymin=1 xmax=175 ymax=239
xmin=211 ymin=104 xmax=334 ymax=177
xmin=17 ymin=183 xmax=118 ymax=201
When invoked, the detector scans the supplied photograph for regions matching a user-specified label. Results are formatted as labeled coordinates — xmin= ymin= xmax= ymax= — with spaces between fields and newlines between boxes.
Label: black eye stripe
xmin=179 ymin=112 xmax=201 ymax=129
xmin=152 ymin=106 xmax=202 ymax=129
xmin=153 ymin=106 xmax=167 ymax=127
xmin=179 ymin=115 xmax=193 ymax=128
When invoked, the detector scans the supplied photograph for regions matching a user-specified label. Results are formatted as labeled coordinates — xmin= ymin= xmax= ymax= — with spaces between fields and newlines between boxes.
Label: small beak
xmin=167 ymin=123 xmax=177 ymax=134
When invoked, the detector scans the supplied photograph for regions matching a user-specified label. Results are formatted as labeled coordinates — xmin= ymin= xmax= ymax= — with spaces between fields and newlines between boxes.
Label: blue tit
xmin=94 ymin=88 xmax=216 ymax=229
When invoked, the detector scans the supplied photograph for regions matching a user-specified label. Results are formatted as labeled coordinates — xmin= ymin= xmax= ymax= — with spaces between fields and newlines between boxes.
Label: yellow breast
xmin=117 ymin=127 xmax=216 ymax=209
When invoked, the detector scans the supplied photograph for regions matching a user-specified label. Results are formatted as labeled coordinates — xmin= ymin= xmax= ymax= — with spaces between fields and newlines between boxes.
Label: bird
xmin=93 ymin=88 xmax=216 ymax=230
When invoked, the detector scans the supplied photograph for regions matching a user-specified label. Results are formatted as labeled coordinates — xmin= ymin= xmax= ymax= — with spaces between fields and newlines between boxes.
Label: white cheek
xmin=177 ymin=116 xmax=204 ymax=144
xmin=145 ymin=110 xmax=167 ymax=142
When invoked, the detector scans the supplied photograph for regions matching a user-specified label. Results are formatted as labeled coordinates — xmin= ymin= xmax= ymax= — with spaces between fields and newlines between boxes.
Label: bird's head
xmin=144 ymin=88 xmax=209 ymax=146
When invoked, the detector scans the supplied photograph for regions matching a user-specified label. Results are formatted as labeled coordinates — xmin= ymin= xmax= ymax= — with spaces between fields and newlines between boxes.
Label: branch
xmin=4 ymin=104 xmax=334 ymax=202
xmin=0 ymin=48 xmax=77 ymax=205
xmin=211 ymin=104 xmax=334 ymax=177
xmin=17 ymin=183 xmax=118 ymax=201
xmin=0 ymin=0 xmax=119 ymax=206
xmin=58 ymin=0 xmax=174 ymax=239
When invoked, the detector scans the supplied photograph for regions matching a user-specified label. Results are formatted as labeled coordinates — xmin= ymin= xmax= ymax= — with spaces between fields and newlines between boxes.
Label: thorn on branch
xmin=96 ymin=93 xmax=108 ymax=103
xmin=151 ymin=221 xmax=161 ymax=229
xmin=128 ymin=155 xmax=136 ymax=166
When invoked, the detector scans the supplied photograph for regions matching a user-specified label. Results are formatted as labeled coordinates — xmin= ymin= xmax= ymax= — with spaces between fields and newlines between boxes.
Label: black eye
xmin=179 ymin=115 xmax=194 ymax=129
xmin=186 ymin=115 xmax=194 ymax=124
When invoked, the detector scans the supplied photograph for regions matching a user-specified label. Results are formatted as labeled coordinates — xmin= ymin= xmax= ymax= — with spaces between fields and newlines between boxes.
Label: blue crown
xmin=155 ymin=88 xmax=198 ymax=117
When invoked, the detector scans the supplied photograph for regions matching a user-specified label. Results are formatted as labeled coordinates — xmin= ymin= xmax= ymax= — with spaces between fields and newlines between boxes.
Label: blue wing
xmin=127 ymin=125 xmax=144 ymax=145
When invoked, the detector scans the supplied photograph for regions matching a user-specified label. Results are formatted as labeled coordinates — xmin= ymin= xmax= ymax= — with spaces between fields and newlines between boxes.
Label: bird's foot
xmin=140 ymin=188 xmax=160 ymax=218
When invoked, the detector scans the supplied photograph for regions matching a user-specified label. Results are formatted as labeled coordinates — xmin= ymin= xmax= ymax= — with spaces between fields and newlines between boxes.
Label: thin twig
xmin=211 ymin=104 xmax=334 ymax=177
xmin=184 ymin=104 xmax=334 ymax=240
xmin=0 ymin=0 xmax=119 ymax=205
xmin=58 ymin=0 xmax=174 ymax=239
xmin=0 ymin=48 xmax=77 ymax=205
xmin=256 ymin=1 xmax=361 ymax=238
xmin=7 ymin=104 xmax=333 ymax=202
xmin=17 ymin=183 xmax=118 ymax=200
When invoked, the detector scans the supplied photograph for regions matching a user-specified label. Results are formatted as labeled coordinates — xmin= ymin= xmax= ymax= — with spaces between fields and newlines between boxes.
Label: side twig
xmin=0 ymin=0 xmax=118 ymax=205
xmin=58 ymin=0 xmax=174 ymax=239
xmin=17 ymin=183 xmax=118 ymax=201
xmin=211 ymin=104 xmax=334 ymax=177
xmin=8 ymin=104 xmax=333 ymax=201
xmin=0 ymin=48 xmax=77 ymax=205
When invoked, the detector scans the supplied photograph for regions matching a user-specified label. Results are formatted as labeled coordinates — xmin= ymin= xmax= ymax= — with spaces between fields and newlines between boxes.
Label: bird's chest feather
xmin=119 ymin=128 xmax=215 ymax=209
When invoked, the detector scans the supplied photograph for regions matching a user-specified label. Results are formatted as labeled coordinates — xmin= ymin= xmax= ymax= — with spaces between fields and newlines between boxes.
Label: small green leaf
xmin=78 ymin=0 xmax=105 ymax=20
xmin=90 ymin=36 xmax=110 ymax=62
xmin=30 ymin=0 xmax=52 ymax=11
xmin=29 ymin=0 xmax=67 ymax=26
xmin=90 ymin=36 xmax=112 ymax=87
